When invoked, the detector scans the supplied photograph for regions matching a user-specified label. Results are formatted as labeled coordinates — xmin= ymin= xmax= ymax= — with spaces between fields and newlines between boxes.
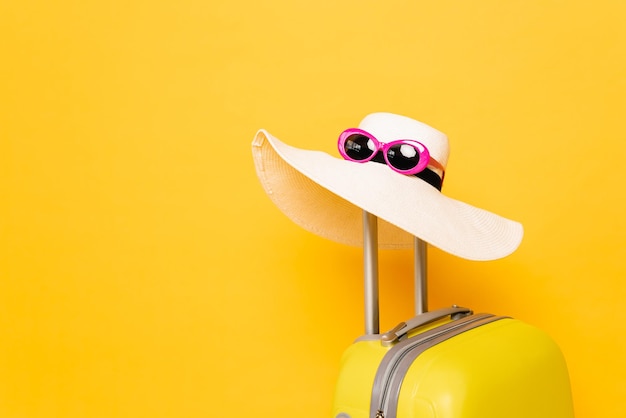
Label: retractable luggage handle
xmin=363 ymin=210 xmax=431 ymax=335
xmin=363 ymin=211 xmax=380 ymax=335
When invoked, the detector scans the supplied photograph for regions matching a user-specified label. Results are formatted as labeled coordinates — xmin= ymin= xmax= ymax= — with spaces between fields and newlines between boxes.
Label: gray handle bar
xmin=380 ymin=306 xmax=472 ymax=347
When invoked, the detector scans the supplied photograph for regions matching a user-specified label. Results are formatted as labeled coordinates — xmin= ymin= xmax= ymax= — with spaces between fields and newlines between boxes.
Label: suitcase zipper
xmin=371 ymin=314 xmax=501 ymax=418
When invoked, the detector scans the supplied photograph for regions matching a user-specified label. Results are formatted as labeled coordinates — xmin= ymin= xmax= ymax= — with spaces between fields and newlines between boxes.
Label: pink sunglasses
xmin=338 ymin=128 xmax=434 ymax=176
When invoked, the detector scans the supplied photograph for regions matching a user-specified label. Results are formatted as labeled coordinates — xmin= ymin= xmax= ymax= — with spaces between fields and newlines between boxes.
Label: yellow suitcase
xmin=331 ymin=213 xmax=574 ymax=418
xmin=332 ymin=307 xmax=574 ymax=418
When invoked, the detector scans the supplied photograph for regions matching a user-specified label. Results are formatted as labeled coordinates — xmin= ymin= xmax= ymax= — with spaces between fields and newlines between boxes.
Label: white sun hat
xmin=252 ymin=112 xmax=523 ymax=261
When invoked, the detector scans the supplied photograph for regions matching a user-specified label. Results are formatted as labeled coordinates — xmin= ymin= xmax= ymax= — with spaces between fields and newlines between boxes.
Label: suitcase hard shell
xmin=332 ymin=212 xmax=574 ymax=418
xmin=332 ymin=308 xmax=575 ymax=418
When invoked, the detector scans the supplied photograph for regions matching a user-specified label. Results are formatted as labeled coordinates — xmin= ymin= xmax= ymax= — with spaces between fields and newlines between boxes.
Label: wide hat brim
xmin=252 ymin=129 xmax=523 ymax=261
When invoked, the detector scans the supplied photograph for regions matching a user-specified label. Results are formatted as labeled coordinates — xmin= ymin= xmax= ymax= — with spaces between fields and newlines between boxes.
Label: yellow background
xmin=1 ymin=1 xmax=625 ymax=417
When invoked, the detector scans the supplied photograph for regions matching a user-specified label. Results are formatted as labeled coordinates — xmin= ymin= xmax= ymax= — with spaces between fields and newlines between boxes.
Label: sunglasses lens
xmin=342 ymin=134 xmax=376 ymax=161
xmin=386 ymin=143 xmax=422 ymax=171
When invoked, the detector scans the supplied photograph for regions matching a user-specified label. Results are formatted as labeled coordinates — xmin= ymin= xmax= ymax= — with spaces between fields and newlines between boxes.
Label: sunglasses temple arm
xmin=414 ymin=237 xmax=428 ymax=315
xmin=363 ymin=210 xmax=380 ymax=335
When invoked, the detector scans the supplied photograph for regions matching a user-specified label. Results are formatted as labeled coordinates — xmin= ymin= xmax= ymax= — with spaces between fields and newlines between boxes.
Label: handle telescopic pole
xmin=414 ymin=237 xmax=428 ymax=314
xmin=363 ymin=210 xmax=380 ymax=335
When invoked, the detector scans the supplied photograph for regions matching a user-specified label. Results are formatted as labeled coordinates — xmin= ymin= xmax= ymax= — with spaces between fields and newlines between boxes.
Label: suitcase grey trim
xmin=370 ymin=314 xmax=507 ymax=418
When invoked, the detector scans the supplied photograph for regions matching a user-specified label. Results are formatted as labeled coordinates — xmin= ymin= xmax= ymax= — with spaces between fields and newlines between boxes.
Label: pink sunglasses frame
xmin=338 ymin=128 xmax=431 ymax=175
